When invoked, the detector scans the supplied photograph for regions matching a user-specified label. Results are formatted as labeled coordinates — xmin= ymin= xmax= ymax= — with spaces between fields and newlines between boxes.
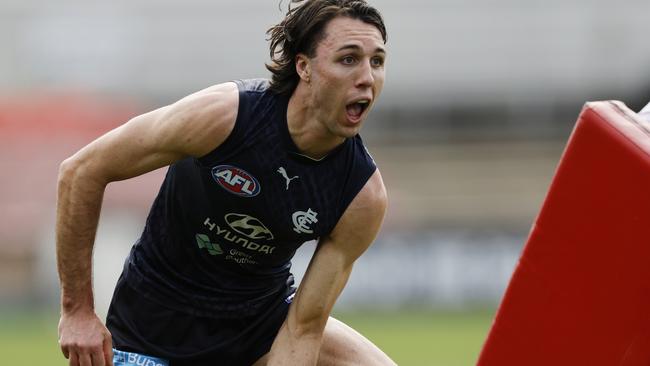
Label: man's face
xmin=301 ymin=16 xmax=386 ymax=138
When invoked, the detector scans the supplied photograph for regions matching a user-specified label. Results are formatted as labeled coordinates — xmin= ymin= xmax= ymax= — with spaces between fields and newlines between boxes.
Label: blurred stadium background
xmin=1 ymin=0 xmax=649 ymax=365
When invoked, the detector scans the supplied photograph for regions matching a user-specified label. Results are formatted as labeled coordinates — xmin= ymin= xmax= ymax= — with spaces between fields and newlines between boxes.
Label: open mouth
xmin=345 ymin=99 xmax=370 ymax=121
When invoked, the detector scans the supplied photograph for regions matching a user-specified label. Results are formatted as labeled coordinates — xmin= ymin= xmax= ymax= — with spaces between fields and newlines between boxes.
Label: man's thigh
xmin=253 ymin=316 xmax=396 ymax=366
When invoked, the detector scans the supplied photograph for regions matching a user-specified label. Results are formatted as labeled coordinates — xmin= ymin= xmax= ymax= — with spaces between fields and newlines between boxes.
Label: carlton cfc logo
xmin=211 ymin=165 xmax=261 ymax=197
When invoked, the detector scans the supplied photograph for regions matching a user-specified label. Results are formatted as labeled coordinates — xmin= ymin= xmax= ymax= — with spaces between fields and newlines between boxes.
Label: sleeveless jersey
xmin=121 ymin=79 xmax=377 ymax=318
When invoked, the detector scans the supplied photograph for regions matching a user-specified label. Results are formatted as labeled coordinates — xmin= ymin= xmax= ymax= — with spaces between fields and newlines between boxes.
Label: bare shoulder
xmin=160 ymin=81 xmax=240 ymax=157
xmin=61 ymin=82 xmax=241 ymax=183
xmin=348 ymin=169 xmax=388 ymax=213
xmin=327 ymin=169 xmax=387 ymax=256
xmin=339 ymin=169 xmax=387 ymax=226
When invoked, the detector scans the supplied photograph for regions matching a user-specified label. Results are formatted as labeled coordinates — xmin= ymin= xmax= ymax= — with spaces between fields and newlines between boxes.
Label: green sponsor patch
xmin=195 ymin=234 xmax=223 ymax=255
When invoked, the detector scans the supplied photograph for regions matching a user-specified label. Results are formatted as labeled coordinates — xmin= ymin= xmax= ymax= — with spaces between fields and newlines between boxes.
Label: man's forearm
xmin=56 ymin=159 xmax=106 ymax=313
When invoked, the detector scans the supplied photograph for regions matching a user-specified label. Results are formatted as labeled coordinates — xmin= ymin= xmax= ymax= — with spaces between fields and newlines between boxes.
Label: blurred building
xmin=1 ymin=0 xmax=649 ymax=311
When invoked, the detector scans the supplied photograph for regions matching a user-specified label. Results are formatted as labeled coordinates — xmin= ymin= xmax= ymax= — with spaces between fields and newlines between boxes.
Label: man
xmin=56 ymin=0 xmax=396 ymax=365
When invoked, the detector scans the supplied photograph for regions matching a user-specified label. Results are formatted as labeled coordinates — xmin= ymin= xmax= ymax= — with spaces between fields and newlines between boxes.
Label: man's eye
xmin=342 ymin=56 xmax=355 ymax=65
xmin=371 ymin=57 xmax=384 ymax=67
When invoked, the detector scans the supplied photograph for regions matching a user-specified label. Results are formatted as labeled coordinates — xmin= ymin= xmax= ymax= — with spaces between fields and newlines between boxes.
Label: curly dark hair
xmin=266 ymin=0 xmax=387 ymax=95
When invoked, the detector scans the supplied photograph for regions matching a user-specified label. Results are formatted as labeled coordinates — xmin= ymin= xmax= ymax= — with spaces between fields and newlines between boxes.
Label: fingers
xmin=103 ymin=333 xmax=114 ymax=366
xmin=63 ymin=345 xmax=110 ymax=366
xmin=69 ymin=351 xmax=78 ymax=366
xmin=61 ymin=343 xmax=71 ymax=359
xmin=79 ymin=352 xmax=92 ymax=366
xmin=91 ymin=349 xmax=106 ymax=366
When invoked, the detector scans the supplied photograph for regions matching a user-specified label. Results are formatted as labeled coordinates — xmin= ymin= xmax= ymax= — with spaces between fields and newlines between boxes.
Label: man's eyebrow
xmin=336 ymin=44 xmax=386 ymax=54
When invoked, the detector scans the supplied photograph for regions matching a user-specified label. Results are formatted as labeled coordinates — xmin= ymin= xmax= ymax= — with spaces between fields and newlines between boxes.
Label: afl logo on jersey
xmin=211 ymin=165 xmax=261 ymax=197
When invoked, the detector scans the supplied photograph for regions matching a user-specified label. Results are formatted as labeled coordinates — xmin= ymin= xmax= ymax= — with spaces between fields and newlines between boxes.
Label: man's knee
xmin=318 ymin=317 xmax=396 ymax=366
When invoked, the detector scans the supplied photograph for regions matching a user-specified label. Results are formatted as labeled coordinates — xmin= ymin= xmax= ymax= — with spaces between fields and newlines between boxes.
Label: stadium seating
xmin=477 ymin=101 xmax=650 ymax=365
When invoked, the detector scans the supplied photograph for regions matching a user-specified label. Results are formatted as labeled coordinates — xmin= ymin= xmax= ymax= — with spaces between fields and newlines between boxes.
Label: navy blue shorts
xmin=106 ymin=276 xmax=295 ymax=366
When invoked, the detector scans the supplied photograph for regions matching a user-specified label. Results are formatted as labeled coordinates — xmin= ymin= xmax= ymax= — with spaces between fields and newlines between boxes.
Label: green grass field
xmin=0 ymin=309 xmax=494 ymax=366
xmin=335 ymin=309 xmax=494 ymax=366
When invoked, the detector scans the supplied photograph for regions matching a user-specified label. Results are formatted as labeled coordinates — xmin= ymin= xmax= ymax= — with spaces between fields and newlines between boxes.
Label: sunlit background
xmin=2 ymin=1 xmax=649 ymax=365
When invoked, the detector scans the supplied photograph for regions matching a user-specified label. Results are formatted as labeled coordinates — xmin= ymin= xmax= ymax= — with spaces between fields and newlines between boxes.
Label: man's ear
xmin=295 ymin=54 xmax=311 ymax=82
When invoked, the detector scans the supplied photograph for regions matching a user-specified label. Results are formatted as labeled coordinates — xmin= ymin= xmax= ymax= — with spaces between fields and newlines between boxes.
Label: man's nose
xmin=355 ymin=60 xmax=375 ymax=88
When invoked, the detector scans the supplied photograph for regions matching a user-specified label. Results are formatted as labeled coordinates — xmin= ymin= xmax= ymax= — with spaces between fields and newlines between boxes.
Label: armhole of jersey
xmin=196 ymin=79 xmax=249 ymax=166
xmin=335 ymin=137 xmax=378 ymax=225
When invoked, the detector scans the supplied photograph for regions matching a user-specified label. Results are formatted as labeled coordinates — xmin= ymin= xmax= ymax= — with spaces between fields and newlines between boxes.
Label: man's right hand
xmin=58 ymin=310 xmax=114 ymax=366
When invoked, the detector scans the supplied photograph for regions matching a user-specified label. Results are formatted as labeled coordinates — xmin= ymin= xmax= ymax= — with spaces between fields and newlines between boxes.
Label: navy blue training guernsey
xmin=121 ymin=79 xmax=377 ymax=318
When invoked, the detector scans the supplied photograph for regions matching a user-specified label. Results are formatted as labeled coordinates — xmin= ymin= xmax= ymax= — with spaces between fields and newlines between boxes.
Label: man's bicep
xmin=65 ymin=82 xmax=239 ymax=183
xmin=78 ymin=106 xmax=177 ymax=182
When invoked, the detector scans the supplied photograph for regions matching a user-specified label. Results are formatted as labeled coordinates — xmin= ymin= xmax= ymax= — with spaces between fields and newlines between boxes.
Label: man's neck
xmin=286 ymin=84 xmax=345 ymax=160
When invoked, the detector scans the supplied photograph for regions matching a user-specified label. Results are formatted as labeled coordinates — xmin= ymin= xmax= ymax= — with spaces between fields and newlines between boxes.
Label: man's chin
xmin=339 ymin=128 xmax=361 ymax=139
xmin=337 ymin=119 xmax=364 ymax=137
